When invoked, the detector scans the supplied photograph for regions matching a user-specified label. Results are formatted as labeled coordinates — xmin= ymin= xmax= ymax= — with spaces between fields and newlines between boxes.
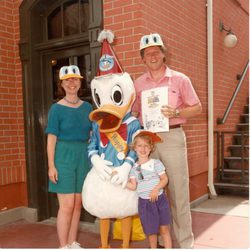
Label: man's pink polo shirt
xmin=132 ymin=66 xmax=201 ymax=126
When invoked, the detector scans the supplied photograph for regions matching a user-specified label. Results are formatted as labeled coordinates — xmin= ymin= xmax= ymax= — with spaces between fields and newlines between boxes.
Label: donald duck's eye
xmin=64 ymin=69 xmax=68 ymax=74
xmin=93 ymin=89 xmax=101 ymax=107
xmin=72 ymin=68 xmax=76 ymax=73
xmin=111 ymin=85 xmax=123 ymax=106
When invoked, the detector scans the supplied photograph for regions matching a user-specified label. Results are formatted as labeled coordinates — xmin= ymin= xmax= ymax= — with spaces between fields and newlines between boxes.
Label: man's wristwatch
xmin=175 ymin=109 xmax=180 ymax=117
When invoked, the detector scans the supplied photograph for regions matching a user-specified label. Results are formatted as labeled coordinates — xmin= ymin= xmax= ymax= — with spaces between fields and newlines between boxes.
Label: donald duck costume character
xmin=82 ymin=30 xmax=141 ymax=248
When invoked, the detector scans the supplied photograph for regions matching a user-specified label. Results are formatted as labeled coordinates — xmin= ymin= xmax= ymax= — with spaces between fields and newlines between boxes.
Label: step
xmin=224 ymin=157 xmax=249 ymax=169
xmin=218 ymin=169 xmax=249 ymax=182
xmin=233 ymin=133 xmax=249 ymax=145
xmin=218 ymin=172 xmax=249 ymax=182
xmin=228 ymin=145 xmax=249 ymax=157
xmin=240 ymin=114 xmax=249 ymax=123
xmin=224 ymin=156 xmax=249 ymax=160
xmin=219 ymin=168 xmax=249 ymax=174
xmin=228 ymin=145 xmax=249 ymax=149
xmin=214 ymin=182 xmax=249 ymax=189
xmin=244 ymin=105 xmax=249 ymax=114
xmin=237 ymin=123 xmax=249 ymax=131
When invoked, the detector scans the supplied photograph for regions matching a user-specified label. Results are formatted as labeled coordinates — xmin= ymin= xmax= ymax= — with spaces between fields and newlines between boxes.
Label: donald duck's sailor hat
xmin=139 ymin=33 xmax=165 ymax=51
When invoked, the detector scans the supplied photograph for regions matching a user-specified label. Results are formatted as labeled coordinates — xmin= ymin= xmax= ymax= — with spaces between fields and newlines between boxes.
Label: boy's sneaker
xmin=70 ymin=242 xmax=83 ymax=249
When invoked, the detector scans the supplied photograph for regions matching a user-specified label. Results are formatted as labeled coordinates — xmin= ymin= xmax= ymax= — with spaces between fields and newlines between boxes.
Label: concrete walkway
xmin=0 ymin=195 xmax=249 ymax=249
xmin=191 ymin=195 xmax=249 ymax=248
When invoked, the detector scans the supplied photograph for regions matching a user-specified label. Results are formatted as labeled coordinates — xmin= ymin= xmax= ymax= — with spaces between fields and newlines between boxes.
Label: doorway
xmin=19 ymin=0 xmax=103 ymax=221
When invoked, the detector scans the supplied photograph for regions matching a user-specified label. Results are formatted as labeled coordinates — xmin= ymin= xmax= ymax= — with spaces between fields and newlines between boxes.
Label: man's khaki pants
xmin=153 ymin=127 xmax=194 ymax=248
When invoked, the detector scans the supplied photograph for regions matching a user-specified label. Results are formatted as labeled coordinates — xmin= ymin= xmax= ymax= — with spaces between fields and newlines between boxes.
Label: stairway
xmin=214 ymin=99 xmax=249 ymax=195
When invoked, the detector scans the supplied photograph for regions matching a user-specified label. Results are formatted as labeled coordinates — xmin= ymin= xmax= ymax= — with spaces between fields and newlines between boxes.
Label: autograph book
xmin=141 ymin=87 xmax=169 ymax=132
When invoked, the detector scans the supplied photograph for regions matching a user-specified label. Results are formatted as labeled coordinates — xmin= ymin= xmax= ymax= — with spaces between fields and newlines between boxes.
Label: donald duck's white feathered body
xmin=82 ymin=72 xmax=140 ymax=218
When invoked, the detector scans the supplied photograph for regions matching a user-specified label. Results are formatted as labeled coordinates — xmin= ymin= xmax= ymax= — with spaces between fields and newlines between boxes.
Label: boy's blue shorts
xmin=138 ymin=193 xmax=172 ymax=235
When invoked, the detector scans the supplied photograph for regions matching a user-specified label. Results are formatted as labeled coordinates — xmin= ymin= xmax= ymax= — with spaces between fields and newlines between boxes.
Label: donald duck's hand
xmin=111 ymin=162 xmax=131 ymax=188
xmin=91 ymin=154 xmax=113 ymax=181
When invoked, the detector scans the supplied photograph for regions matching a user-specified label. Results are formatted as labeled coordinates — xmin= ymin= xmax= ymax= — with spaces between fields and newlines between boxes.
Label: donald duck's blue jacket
xmin=88 ymin=112 xmax=141 ymax=167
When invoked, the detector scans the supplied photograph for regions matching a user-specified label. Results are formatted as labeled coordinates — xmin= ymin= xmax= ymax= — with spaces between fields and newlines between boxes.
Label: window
xmin=48 ymin=7 xmax=62 ymax=39
xmin=47 ymin=0 xmax=89 ymax=40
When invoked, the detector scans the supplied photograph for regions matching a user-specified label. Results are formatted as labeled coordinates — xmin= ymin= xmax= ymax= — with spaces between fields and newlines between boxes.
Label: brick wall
xmin=0 ymin=0 xmax=27 ymax=210
xmin=214 ymin=0 xmax=249 ymax=131
xmin=103 ymin=0 xmax=249 ymax=201
xmin=1 ymin=0 xmax=248 ymax=209
xmin=213 ymin=0 xmax=249 ymax=188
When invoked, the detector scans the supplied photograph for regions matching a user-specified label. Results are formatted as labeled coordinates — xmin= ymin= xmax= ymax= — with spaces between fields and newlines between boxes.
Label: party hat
xmin=97 ymin=30 xmax=123 ymax=76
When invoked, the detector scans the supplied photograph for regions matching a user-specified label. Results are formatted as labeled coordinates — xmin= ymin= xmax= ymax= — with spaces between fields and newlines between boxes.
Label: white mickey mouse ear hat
xmin=59 ymin=65 xmax=83 ymax=80
xmin=139 ymin=33 xmax=165 ymax=51
xmin=132 ymin=130 xmax=163 ymax=144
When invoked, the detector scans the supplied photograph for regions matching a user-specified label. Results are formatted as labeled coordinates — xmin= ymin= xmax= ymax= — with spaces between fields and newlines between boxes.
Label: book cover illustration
xmin=141 ymin=87 xmax=169 ymax=132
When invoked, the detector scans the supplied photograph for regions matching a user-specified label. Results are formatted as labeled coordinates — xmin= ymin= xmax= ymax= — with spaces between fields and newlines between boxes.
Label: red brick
xmin=0 ymin=0 xmax=249 ymax=210
xmin=113 ymin=0 xmax=133 ymax=8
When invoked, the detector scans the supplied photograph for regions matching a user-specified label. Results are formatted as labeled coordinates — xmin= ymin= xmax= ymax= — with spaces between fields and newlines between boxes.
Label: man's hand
xmin=91 ymin=154 xmax=113 ymax=181
xmin=161 ymin=105 xmax=177 ymax=118
xmin=110 ymin=162 xmax=131 ymax=188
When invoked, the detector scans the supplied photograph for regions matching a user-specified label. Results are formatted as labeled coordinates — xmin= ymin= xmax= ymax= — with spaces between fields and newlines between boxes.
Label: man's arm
xmin=161 ymin=103 xmax=202 ymax=119
xmin=177 ymin=103 xmax=202 ymax=118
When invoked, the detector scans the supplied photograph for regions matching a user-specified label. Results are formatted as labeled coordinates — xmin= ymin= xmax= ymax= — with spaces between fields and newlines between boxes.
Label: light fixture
xmin=219 ymin=20 xmax=237 ymax=48
xmin=51 ymin=59 xmax=57 ymax=66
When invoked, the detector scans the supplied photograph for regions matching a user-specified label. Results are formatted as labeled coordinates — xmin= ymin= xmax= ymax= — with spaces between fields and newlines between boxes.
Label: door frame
xmin=19 ymin=0 xmax=102 ymax=221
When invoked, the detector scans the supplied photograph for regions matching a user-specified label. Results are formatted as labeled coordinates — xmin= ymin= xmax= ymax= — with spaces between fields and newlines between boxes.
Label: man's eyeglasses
xmin=136 ymin=165 xmax=144 ymax=180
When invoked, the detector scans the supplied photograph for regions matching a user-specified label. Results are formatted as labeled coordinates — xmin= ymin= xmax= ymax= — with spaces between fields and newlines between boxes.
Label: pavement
xmin=0 ymin=195 xmax=249 ymax=249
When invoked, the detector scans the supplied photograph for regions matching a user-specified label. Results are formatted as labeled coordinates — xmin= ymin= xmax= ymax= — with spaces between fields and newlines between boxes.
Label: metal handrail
xmin=217 ymin=61 xmax=249 ymax=124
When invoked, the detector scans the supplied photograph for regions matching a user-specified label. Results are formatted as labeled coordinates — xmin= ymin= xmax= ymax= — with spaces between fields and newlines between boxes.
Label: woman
xmin=45 ymin=65 xmax=92 ymax=249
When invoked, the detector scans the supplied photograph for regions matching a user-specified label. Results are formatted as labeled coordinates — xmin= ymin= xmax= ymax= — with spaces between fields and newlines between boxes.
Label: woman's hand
xmin=47 ymin=134 xmax=58 ymax=184
xmin=48 ymin=166 xmax=58 ymax=184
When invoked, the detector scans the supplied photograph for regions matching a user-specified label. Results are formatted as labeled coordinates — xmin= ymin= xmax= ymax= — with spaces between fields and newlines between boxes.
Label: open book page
xmin=141 ymin=87 xmax=169 ymax=132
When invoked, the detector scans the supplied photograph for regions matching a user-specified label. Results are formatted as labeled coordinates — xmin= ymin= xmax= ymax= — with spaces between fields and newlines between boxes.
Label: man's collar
xmin=145 ymin=66 xmax=172 ymax=80
xmin=165 ymin=66 xmax=173 ymax=77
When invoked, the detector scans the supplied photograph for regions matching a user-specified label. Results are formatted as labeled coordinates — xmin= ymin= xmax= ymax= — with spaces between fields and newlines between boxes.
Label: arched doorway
xmin=19 ymin=0 xmax=102 ymax=221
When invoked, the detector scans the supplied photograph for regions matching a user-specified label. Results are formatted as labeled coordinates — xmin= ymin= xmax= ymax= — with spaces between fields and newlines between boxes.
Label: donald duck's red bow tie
xmin=100 ymin=123 xmax=127 ymax=146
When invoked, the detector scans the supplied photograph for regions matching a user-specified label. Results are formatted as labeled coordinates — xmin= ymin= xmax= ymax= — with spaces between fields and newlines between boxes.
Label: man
xmin=132 ymin=33 xmax=202 ymax=248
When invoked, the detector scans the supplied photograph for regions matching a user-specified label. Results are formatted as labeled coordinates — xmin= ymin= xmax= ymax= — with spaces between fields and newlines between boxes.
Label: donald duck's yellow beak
xmin=89 ymin=94 xmax=134 ymax=133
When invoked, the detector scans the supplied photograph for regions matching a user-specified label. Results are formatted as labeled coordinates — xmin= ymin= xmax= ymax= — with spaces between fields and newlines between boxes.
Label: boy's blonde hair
xmin=130 ymin=133 xmax=156 ymax=153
